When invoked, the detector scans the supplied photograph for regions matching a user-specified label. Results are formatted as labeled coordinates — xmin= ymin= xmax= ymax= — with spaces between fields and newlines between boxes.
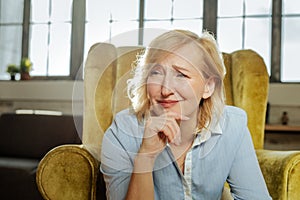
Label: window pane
xmin=86 ymin=0 xmax=138 ymax=22
xmin=85 ymin=0 xmax=111 ymax=58
xmin=217 ymin=18 xmax=243 ymax=53
xmin=51 ymin=0 xmax=72 ymax=22
xmin=30 ymin=24 xmax=71 ymax=76
xmin=109 ymin=22 xmax=139 ymax=46
xmin=144 ymin=20 xmax=202 ymax=35
xmin=283 ymin=0 xmax=300 ymax=14
xmin=245 ymin=0 xmax=272 ymax=15
xmin=0 ymin=0 xmax=24 ymax=23
xmin=29 ymin=25 xmax=48 ymax=76
xmin=0 ymin=26 xmax=22 ymax=80
xmin=173 ymin=0 xmax=203 ymax=19
xmin=144 ymin=0 xmax=203 ymax=45
xmin=85 ymin=0 xmax=139 ymax=58
xmin=109 ymin=0 xmax=138 ymax=20
xmin=85 ymin=22 xmax=110 ymax=54
xmin=218 ymin=1 xmax=272 ymax=76
xmin=48 ymin=23 xmax=71 ymax=76
xmin=30 ymin=0 xmax=72 ymax=76
xmin=172 ymin=20 xmax=202 ymax=34
xmin=145 ymin=0 xmax=172 ymax=19
xmin=245 ymin=18 xmax=271 ymax=75
xmin=282 ymin=17 xmax=300 ymax=82
xmin=31 ymin=0 xmax=50 ymax=22
xmin=144 ymin=21 xmax=173 ymax=30
xmin=0 ymin=0 xmax=23 ymax=80
xmin=218 ymin=0 xmax=243 ymax=17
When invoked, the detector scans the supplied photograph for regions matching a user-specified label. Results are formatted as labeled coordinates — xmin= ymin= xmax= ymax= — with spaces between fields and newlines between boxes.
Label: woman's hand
xmin=139 ymin=110 xmax=189 ymax=159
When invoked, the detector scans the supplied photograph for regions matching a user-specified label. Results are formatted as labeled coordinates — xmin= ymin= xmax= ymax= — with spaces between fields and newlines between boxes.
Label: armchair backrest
xmin=82 ymin=43 xmax=269 ymax=160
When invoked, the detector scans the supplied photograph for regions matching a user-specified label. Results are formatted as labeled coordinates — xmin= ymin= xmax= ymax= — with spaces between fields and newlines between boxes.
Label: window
xmin=0 ymin=0 xmax=23 ymax=80
xmin=282 ymin=0 xmax=300 ymax=82
xmin=84 ymin=0 xmax=203 ymax=68
xmin=217 ymin=0 xmax=272 ymax=75
xmin=85 ymin=0 xmax=139 ymax=60
xmin=30 ymin=0 xmax=72 ymax=76
xmin=0 ymin=0 xmax=299 ymax=82
xmin=85 ymin=0 xmax=203 ymax=55
xmin=143 ymin=0 xmax=203 ymax=45
xmin=0 ymin=0 xmax=80 ymax=80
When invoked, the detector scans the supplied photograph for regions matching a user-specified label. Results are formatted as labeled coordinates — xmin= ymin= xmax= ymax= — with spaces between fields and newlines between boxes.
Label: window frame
xmin=270 ymin=0 xmax=282 ymax=82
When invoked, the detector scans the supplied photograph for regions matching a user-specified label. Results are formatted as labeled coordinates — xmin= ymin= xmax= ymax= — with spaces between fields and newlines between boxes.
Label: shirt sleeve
xmin=226 ymin=124 xmax=272 ymax=200
xmin=100 ymin=119 xmax=136 ymax=200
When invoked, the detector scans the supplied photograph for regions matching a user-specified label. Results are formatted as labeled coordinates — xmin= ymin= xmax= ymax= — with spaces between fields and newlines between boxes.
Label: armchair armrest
xmin=256 ymin=149 xmax=300 ymax=200
xmin=36 ymin=144 xmax=101 ymax=200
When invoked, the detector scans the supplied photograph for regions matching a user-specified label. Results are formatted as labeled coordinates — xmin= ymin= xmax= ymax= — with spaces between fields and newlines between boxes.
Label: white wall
xmin=0 ymin=81 xmax=83 ymax=116
xmin=268 ymin=83 xmax=300 ymax=106
xmin=0 ymin=81 xmax=299 ymax=125
xmin=268 ymin=83 xmax=300 ymax=125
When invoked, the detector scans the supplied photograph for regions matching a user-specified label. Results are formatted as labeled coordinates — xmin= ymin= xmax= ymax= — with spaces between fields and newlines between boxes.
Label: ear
xmin=202 ymin=78 xmax=215 ymax=99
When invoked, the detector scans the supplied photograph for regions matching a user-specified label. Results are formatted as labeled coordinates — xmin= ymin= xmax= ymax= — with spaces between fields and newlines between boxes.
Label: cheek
xmin=178 ymin=82 xmax=205 ymax=102
xmin=146 ymin=82 xmax=160 ymax=98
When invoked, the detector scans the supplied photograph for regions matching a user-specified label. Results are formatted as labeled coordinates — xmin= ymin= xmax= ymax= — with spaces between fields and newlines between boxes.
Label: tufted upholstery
xmin=36 ymin=43 xmax=300 ymax=200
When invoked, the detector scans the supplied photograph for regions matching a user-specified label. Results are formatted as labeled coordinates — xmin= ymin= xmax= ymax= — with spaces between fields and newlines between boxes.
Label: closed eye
xmin=176 ymin=71 xmax=189 ymax=78
xmin=149 ymin=69 xmax=163 ymax=76
xmin=149 ymin=64 xmax=164 ymax=76
xmin=172 ymin=65 xmax=190 ymax=78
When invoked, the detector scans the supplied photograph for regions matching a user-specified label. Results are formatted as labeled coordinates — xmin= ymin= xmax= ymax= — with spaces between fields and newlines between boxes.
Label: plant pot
xmin=21 ymin=72 xmax=31 ymax=80
xmin=10 ymin=74 xmax=16 ymax=81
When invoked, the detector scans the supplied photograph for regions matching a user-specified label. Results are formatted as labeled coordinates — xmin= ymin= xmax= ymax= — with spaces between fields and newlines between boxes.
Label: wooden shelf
xmin=265 ymin=124 xmax=300 ymax=133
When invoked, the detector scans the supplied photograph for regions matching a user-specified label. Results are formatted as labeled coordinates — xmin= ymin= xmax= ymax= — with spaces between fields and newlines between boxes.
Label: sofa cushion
xmin=0 ymin=113 xmax=82 ymax=159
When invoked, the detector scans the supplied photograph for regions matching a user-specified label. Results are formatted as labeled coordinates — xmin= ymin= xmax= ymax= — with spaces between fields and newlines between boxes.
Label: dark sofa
xmin=0 ymin=113 xmax=82 ymax=200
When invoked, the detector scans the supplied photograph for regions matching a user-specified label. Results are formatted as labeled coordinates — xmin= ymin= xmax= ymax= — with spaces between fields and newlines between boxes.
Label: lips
xmin=157 ymin=100 xmax=179 ymax=108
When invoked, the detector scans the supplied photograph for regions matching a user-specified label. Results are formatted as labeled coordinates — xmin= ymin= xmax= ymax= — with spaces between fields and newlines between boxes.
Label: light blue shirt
xmin=101 ymin=106 xmax=272 ymax=200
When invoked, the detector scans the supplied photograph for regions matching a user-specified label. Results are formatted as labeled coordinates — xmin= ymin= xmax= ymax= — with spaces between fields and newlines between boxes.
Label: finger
xmin=145 ymin=114 xmax=183 ymax=144
xmin=166 ymin=118 xmax=181 ymax=145
xmin=159 ymin=118 xmax=181 ymax=145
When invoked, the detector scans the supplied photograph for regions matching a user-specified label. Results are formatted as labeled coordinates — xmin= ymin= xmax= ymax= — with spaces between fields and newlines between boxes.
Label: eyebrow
xmin=172 ymin=65 xmax=190 ymax=72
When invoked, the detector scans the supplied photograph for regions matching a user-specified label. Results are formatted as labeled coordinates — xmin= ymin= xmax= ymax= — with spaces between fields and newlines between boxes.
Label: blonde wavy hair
xmin=127 ymin=29 xmax=226 ymax=131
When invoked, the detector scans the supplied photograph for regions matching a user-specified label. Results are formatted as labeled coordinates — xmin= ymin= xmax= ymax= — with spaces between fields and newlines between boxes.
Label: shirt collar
xmin=193 ymin=116 xmax=223 ymax=147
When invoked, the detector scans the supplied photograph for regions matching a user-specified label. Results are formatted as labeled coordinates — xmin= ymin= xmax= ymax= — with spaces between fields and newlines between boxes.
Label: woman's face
xmin=146 ymin=45 xmax=214 ymax=119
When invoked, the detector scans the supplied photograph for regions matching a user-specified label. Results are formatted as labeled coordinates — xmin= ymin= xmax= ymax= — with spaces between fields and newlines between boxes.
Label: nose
xmin=161 ymin=76 xmax=174 ymax=97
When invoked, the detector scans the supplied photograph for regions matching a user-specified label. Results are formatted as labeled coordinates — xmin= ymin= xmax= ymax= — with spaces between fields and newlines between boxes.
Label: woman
xmin=101 ymin=30 xmax=271 ymax=200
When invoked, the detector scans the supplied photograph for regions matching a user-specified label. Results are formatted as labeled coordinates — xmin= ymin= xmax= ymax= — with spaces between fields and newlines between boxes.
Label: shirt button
xmin=186 ymin=190 xmax=191 ymax=196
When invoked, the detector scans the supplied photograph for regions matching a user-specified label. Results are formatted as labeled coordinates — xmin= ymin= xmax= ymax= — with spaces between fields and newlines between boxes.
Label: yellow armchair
xmin=36 ymin=43 xmax=300 ymax=200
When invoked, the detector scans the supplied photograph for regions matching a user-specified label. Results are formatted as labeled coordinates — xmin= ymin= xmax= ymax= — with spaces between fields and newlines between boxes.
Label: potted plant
xmin=20 ymin=57 xmax=33 ymax=80
xmin=6 ymin=64 xmax=20 ymax=81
